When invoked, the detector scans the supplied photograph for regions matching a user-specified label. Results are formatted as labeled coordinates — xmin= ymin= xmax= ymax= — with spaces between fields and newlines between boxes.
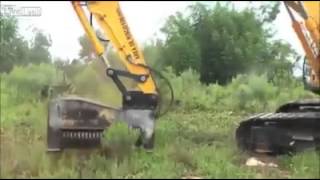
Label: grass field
xmin=1 ymin=102 xmax=319 ymax=178
xmin=1 ymin=65 xmax=319 ymax=178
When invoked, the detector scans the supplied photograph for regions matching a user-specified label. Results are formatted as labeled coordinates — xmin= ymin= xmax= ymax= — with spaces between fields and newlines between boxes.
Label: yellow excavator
xmin=236 ymin=1 xmax=320 ymax=155
xmin=47 ymin=1 xmax=319 ymax=155
xmin=47 ymin=1 xmax=164 ymax=152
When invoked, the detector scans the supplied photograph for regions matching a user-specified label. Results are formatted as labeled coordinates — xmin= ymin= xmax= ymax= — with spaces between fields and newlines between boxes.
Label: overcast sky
xmin=1 ymin=1 xmax=304 ymax=62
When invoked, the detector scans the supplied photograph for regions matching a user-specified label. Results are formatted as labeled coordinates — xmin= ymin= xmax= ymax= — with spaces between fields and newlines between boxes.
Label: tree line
xmin=145 ymin=2 xmax=299 ymax=85
xmin=1 ymin=2 xmax=300 ymax=87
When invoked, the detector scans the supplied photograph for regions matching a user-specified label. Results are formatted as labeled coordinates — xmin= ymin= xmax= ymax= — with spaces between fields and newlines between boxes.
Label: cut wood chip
xmin=245 ymin=157 xmax=278 ymax=168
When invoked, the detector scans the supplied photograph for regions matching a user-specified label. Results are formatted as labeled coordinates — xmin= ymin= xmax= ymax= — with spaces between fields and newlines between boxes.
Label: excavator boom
xmin=284 ymin=1 xmax=320 ymax=92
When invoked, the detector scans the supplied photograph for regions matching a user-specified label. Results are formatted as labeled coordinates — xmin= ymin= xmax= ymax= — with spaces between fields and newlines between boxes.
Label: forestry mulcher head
xmin=47 ymin=96 xmax=120 ymax=152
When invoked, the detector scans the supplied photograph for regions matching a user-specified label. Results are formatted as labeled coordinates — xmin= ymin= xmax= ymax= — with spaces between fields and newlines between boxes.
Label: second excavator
xmin=236 ymin=1 xmax=320 ymax=155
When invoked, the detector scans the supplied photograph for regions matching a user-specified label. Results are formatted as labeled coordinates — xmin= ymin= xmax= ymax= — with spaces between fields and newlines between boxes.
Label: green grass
xmin=1 ymin=66 xmax=319 ymax=178
xmin=1 ymin=106 xmax=319 ymax=178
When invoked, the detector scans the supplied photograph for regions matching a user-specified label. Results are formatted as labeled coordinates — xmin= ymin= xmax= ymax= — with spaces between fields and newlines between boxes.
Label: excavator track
xmin=236 ymin=99 xmax=320 ymax=155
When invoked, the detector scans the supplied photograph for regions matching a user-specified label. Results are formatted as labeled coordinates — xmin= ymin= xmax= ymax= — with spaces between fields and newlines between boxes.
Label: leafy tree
xmin=0 ymin=16 xmax=28 ymax=72
xmin=156 ymin=2 xmax=297 ymax=85
xmin=158 ymin=11 xmax=201 ymax=74
xmin=78 ymin=34 xmax=95 ymax=63
xmin=255 ymin=1 xmax=281 ymax=24
xmin=142 ymin=39 xmax=165 ymax=68
xmin=28 ymin=29 xmax=52 ymax=64
xmin=0 ymin=16 xmax=53 ymax=73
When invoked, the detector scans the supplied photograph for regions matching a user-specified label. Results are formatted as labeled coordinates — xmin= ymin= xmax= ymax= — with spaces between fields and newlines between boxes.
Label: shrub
xmin=2 ymin=63 xmax=64 ymax=104
xmin=163 ymin=68 xmax=316 ymax=113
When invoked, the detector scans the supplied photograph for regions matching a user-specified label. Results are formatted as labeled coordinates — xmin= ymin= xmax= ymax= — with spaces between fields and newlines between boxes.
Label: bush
xmin=2 ymin=63 xmax=64 ymax=104
xmin=64 ymin=61 xmax=122 ymax=107
xmin=163 ymin=68 xmax=316 ymax=113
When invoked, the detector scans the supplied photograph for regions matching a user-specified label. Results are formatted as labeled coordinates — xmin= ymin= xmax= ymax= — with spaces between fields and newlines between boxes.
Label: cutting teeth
xmin=61 ymin=131 xmax=105 ymax=140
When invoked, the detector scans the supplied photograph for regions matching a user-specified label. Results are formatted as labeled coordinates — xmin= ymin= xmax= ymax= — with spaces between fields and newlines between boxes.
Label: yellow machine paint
xmin=285 ymin=1 xmax=320 ymax=91
xmin=72 ymin=1 xmax=157 ymax=94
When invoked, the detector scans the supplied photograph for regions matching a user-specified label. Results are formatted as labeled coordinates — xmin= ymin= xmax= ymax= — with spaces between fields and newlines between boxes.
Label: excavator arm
xmin=284 ymin=1 xmax=320 ymax=93
xmin=72 ymin=1 xmax=157 ymax=95
xmin=47 ymin=1 xmax=160 ymax=152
